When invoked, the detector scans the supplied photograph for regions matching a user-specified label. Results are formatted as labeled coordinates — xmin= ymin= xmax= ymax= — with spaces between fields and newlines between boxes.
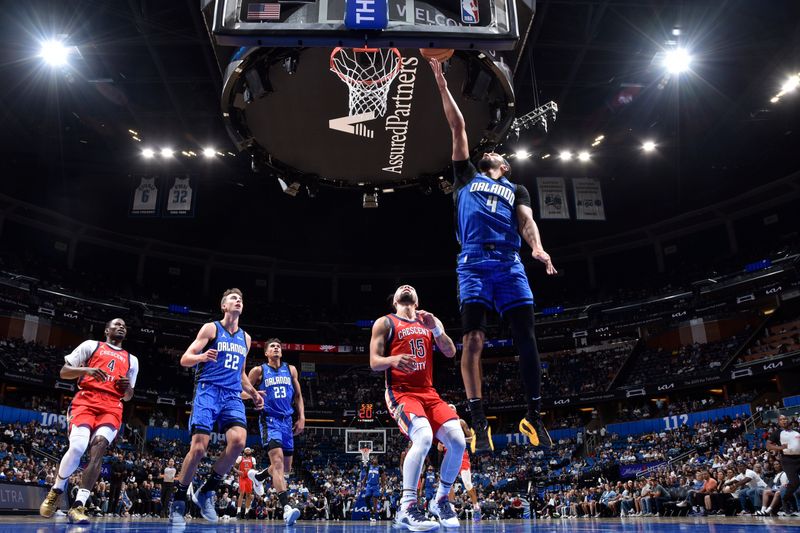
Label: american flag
xmin=247 ymin=2 xmax=281 ymax=21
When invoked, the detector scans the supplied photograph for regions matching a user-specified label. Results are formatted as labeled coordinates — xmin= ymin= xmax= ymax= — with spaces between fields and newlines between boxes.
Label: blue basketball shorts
xmin=259 ymin=413 xmax=294 ymax=454
xmin=188 ymin=382 xmax=247 ymax=435
xmin=365 ymin=485 xmax=381 ymax=499
xmin=456 ymin=248 xmax=534 ymax=314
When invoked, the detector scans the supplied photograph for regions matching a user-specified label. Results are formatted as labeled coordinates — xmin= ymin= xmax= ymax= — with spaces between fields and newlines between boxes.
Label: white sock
xmin=55 ymin=426 xmax=90 ymax=491
xmin=435 ymin=419 xmax=466 ymax=500
xmin=402 ymin=418 xmax=432 ymax=509
xmin=76 ymin=488 xmax=91 ymax=506
xmin=435 ymin=481 xmax=452 ymax=502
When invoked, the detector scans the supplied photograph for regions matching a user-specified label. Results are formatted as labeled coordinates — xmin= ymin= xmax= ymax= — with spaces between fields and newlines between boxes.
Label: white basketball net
xmin=330 ymin=47 xmax=402 ymax=117
xmin=359 ymin=447 xmax=371 ymax=465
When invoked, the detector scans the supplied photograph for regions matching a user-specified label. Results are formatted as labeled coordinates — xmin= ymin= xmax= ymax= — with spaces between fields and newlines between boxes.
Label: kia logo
xmin=763 ymin=362 xmax=783 ymax=370
xmin=554 ymin=399 xmax=571 ymax=405
xmin=658 ymin=383 xmax=675 ymax=391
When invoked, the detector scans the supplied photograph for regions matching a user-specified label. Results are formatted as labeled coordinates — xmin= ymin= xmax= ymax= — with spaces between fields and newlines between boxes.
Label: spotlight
xmin=142 ymin=148 xmax=155 ymax=159
xmin=781 ymin=75 xmax=799 ymax=93
xmin=515 ymin=150 xmax=530 ymax=159
xmin=160 ymin=148 xmax=174 ymax=158
xmin=663 ymin=48 xmax=691 ymax=74
xmin=203 ymin=147 xmax=216 ymax=158
xmin=594 ymin=134 xmax=605 ymax=142
xmin=577 ymin=151 xmax=591 ymax=162
xmin=672 ymin=27 xmax=681 ymax=36
xmin=40 ymin=39 xmax=69 ymax=67
xmin=642 ymin=141 xmax=657 ymax=152
xmin=770 ymin=96 xmax=780 ymax=104
xmin=559 ymin=151 xmax=573 ymax=161
xmin=362 ymin=192 xmax=379 ymax=208
xmin=541 ymin=153 xmax=551 ymax=160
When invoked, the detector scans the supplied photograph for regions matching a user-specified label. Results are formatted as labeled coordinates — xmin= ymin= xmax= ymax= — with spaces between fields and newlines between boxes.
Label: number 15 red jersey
xmin=384 ymin=314 xmax=434 ymax=391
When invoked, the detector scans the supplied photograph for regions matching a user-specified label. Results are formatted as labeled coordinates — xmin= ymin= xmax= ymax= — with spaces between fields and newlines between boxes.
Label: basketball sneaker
xmin=67 ymin=505 xmax=90 ymax=524
xmin=394 ymin=502 xmax=439 ymax=531
xmin=470 ymin=422 xmax=494 ymax=453
xmin=284 ymin=504 xmax=301 ymax=526
xmin=429 ymin=497 xmax=459 ymax=528
xmin=169 ymin=500 xmax=186 ymax=525
xmin=192 ymin=489 xmax=218 ymax=522
xmin=248 ymin=468 xmax=265 ymax=497
xmin=519 ymin=415 xmax=552 ymax=448
xmin=39 ymin=488 xmax=62 ymax=518
xmin=473 ymin=507 xmax=482 ymax=521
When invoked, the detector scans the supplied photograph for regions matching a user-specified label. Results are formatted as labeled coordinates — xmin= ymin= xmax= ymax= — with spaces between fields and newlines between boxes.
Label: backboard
xmin=205 ymin=0 xmax=529 ymax=50
xmin=345 ymin=428 xmax=387 ymax=453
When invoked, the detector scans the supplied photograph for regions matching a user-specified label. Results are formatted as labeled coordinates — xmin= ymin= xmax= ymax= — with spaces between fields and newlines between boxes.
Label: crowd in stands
xmin=740 ymin=319 xmax=800 ymax=363
xmin=614 ymin=391 xmax=760 ymax=422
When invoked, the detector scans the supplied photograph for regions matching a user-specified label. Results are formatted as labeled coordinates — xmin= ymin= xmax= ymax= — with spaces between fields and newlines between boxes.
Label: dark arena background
xmin=0 ymin=0 xmax=800 ymax=532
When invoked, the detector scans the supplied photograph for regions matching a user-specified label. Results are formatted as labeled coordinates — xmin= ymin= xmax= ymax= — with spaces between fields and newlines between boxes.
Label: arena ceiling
xmin=0 ymin=0 xmax=798 ymax=266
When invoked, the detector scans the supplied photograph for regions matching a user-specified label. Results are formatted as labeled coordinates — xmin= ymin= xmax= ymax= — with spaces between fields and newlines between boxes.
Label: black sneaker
xmin=470 ymin=421 xmax=494 ymax=453
xmin=519 ymin=415 xmax=552 ymax=448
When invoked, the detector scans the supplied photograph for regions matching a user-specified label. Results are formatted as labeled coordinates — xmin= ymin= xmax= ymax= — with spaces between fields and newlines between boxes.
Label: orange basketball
xmin=420 ymin=48 xmax=455 ymax=62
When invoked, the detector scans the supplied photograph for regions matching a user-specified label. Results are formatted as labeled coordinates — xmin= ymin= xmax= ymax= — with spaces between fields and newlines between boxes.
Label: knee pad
xmin=69 ymin=425 xmax=92 ymax=456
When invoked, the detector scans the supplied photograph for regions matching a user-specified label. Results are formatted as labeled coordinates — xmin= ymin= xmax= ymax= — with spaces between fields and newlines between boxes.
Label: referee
xmin=766 ymin=414 xmax=800 ymax=514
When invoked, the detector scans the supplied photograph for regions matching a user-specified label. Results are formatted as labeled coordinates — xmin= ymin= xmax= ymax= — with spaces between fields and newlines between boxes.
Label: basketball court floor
xmin=1 ymin=517 xmax=798 ymax=533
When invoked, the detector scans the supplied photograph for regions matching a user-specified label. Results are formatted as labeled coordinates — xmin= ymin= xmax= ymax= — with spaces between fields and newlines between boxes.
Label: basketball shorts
xmin=189 ymin=382 xmax=247 ymax=434
xmin=365 ymin=485 xmax=381 ymax=499
xmin=456 ymin=248 xmax=534 ymax=314
xmin=239 ymin=476 xmax=253 ymax=494
xmin=385 ymin=387 xmax=458 ymax=437
xmin=68 ymin=390 xmax=123 ymax=435
xmin=259 ymin=413 xmax=294 ymax=454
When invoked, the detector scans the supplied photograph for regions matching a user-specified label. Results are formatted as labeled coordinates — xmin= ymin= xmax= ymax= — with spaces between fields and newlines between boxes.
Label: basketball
xmin=420 ymin=48 xmax=454 ymax=62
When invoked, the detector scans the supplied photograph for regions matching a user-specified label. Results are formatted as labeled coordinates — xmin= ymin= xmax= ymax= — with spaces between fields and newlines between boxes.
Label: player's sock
xmin=507 ymin=304 xmax=542 ymax=412
xmin=173 ymin=481 xmax=189 ymax=502
xmin=278 ymin=491 xmax=289 ymax=508
xmin=52 ymin=475 xmax=68 ymax=493
xmin=526 ymin=397 xmax=542 ymax=421
xmin=56 ymin=426 xmax=90 ymax=491
xmin=435 ymin=481 xmax=453 ymax=502
xmin=73 ymin=488 xmax=91 ymax=508
xmin=403 ymin=418 xmax=433 ymax=509
xmin=467 ymin=398 xmax=486 ymax=426
xmin=200 ymin=470 xmax=223 ymax=494
xmin=400 ymin=489 xmax=417 ymax=510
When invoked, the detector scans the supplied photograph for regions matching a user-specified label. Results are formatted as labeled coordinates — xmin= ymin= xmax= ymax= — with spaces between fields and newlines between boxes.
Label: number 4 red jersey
xmin=66 ymin=341 xmax=133 ymax=400
xmin=384 ymin=314 xmax=434 ymax=390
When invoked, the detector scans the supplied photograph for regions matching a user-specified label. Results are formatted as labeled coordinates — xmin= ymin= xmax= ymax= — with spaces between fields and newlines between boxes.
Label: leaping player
xmin=370 ymin=284 xmax=465 ymax=530
xmin=437 ymin=404 xmax=481 ymax=521
xmin=168 ymin=289 xmax=264 ymax=524
xmin=235 ymin=447 xmax=256 ymax=519
xmin=429 ymin=56 xmax=557 ymax=453
xmin=39 ymin=318 xmax=139 ymax=524
xmin=246 ymin=338 xmax=304 ymax=526
xmin=360 ymin=456 xmax=386 ymax=522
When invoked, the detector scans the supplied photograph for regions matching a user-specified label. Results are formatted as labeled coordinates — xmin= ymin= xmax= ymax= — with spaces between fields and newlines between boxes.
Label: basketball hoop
xmin=330 ymin=47 xmax=402 ymax=118
xmin=359 ymin=446 xmax=372 ymax=465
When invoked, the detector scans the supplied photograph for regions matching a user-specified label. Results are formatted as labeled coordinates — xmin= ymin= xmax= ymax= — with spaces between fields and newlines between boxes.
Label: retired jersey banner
xmin=130 ymin=176 xmax=160 ymax=216
xmin=164 ymin=176 xmax=196 ymax=217
xmin=536 ymin=177 xmax=570 ymax=219
xmin=573 ymin=177 xmax=606 ymax=221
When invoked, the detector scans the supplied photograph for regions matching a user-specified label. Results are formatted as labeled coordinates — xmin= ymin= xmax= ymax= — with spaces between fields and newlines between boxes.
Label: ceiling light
xmin=541 ymin=153 xmax=551 ymax=159
xmin=559 ymin=151 xmax=573 ymax=161
xmin=663 ymin=48 xmax=692 ymax=74
xmin=203 ymin=147 xmax=216 ymax=158
xmin=142 ymin=148 xmax=155 ymax=159
xmin=642 ymin=141 xmax=657 ymax=152
xmin=672 ymin=28 xmax=681 ymax=36
xmin=594 ymin=134 xmax=605 ymax=142
xmin=577 ymin=151 xmax=590 ymax=162
xmin=160 ymin=148 xmax=174 ymax=158
xmin=770 ymin=96 xmax=780 ymax=104
xmin=781 ymin=75 xmax=799 ymax=93
xmin=39 ymin=39 xmax=69 ymax=67
xmin=515 ymin=150 xmax=530 ymax=159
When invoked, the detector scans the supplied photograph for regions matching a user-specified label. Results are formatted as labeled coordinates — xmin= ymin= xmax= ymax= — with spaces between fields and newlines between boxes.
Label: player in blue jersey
xmin=245 ymin=338 xmax=305 ymax=526
xmin=423 ymin=466 xmax=437 ymax=504
xmin=169 ymin=289 xmax=264 ymax=524
xmin=429 ymin=57 xmax=557 ymax=453
xmin=360 ymin=456 xmax=386 ymax=521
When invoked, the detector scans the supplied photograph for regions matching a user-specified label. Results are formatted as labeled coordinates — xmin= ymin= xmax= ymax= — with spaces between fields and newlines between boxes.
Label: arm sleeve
xmin=452 ymin=159 xmax=477 ymax=191
xmin=128 ymin=356 xmax=139 ymax=388
xmin=514 ymin=184 xmax=532 ymax=208
xmin=64 ymin=340 xmax=98 ymax=367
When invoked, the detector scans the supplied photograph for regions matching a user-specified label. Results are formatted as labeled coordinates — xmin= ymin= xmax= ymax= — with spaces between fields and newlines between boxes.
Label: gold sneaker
xmin=68 ymin=505 xmax=91 ymax=524
xmin=39 ymin=489 xmax=61 ymax=518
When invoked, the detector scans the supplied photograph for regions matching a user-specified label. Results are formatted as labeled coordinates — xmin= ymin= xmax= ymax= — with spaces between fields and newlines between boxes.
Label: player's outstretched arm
xmin=416 ymin=310 xmax=456 ymax=357
xmin=427 ymin=57 xmax=469 ymax=161
xmin=516 ymin=204 xmax=557 ymax=275
xmin=180 ymin=322 xmax=218 ymax=367
xmin=369 ymin=318 xmax=416 ymax=372
xmin=289 ymin=364 xmax=305 ymax=435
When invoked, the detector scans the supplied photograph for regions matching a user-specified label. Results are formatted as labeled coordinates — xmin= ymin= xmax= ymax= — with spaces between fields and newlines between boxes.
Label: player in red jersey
xmin=437 ymin=405 xmax=481 ymax=521
xmin=370 ymin=285 xmax=464 ymax=530
xmin=235 ymin=447 xmax=257 ymax=518
xmin=39 ymin=318 xmax=139 ymax=524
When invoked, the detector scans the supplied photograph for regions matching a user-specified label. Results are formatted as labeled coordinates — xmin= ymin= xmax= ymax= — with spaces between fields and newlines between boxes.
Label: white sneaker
xmin=429 ymin=497 xmax=459 ymax=528
xmin=283 ymin=505 xmax=300 ymax=526
xmin=394 ymin=503 xmax=439 ymax=531
xmin=248 ymin=469 xmax=265 ymax=497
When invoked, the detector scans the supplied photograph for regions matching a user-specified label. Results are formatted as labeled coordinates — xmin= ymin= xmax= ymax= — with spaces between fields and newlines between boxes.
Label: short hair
xmin=220 ymin=288 xmax=243 ymax=307
xmin=265 ymin=337 xmax=282 ymax=350
xmin=105 ymin=318 xmax=125 ymax=329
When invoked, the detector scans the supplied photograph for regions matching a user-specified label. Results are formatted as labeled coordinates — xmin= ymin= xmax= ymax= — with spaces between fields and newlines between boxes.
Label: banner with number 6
xmin=130 ymin=176 xmax=160 ymax=217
